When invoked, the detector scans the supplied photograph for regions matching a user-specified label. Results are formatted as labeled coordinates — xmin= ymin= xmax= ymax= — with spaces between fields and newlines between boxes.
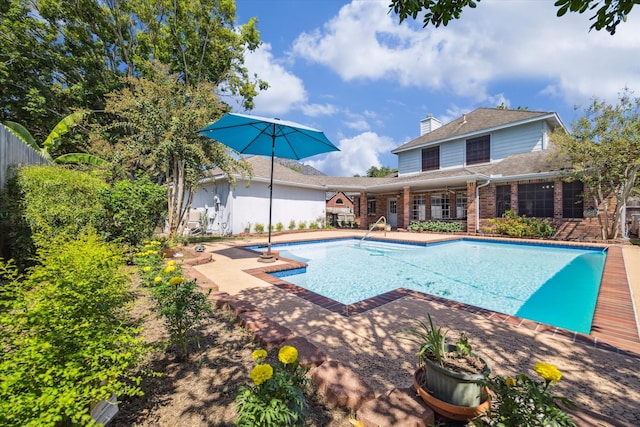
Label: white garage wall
xmin=233 ymin=180 xmax=326 ymax=234
xmin=192 ymin=179 xmax=326 ymax=235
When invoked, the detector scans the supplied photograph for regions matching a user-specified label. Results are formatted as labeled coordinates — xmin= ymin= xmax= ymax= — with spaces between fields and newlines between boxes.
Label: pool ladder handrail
xmin=360 ymin=216 xmax=387 ymax=244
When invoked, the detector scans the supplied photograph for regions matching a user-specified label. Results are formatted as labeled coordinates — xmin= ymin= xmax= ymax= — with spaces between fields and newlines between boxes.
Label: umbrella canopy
xmin=197 ymin=113 xmax=339 ymax=259
xmin=198 ymin=113 xmax=339 ymax=160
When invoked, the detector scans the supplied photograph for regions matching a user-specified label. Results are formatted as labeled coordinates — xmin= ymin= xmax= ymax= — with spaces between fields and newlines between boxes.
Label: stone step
xmin=309 ymin=360 xmax=375 ymax=410
xmin=356 ymin=387 xmax=435 ymax=427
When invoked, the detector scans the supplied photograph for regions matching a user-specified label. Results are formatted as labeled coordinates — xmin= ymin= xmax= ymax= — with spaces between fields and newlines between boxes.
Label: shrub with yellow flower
xmin=534 ymin=362 xmax=562 ymax=383
xmin=278 ymin=345 xmax=298 ymax=365
xmin=476 ymin=362 xmax=576 ymax=426
xmin=252 ymin=349 xmax=268 ymax=360
xmin=154 ymin=276 xmax=163 ymax=283
xmin=236 ymin=345 xmax=310 ymax=427
xmin=250 ymin=364 xmax=273 ymax=386
xmin=169 ymin=276 xmax=185 ymax=286
xmin=163 ymin=265 xmax=176 ymax=274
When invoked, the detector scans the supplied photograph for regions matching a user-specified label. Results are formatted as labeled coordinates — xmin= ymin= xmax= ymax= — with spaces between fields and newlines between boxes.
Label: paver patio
xmin=192 ymin=230 xmax=640 ymax=425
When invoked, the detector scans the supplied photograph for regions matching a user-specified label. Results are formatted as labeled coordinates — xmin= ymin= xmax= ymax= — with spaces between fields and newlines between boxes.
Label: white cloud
xmin=291 ymin=0 xmax=640 ymax=109
xmin=307 ymin=131 xmax=395 ymax=176
xmin=244 ymin=43 xmax=307 ymax=115
xmin=300 ymin=103 xmax=338 ymax=117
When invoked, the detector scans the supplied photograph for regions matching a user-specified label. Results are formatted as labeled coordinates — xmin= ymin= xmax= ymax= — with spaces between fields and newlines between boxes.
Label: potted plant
xmin=403 ymin=313 xmax=491 ymax=420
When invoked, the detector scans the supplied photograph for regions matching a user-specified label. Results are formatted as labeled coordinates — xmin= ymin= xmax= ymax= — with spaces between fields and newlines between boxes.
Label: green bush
xmin=288 ymin=220 xmax=296 ymax=230
xmin=0 ymin=232 xmax=147 ymax=426
xmin=297 ymin=221 xmax=307 ymax=230
xmin=98 ymin=175 xmax=167 ymax=248
xmin=152 ymin=273 xmax=212 ymax=360
xmin=309 ymin=222 xmax=318 ymax=229
xmin=133 ymin=246 xmax=213 ymax=360
xmin=2 ymin=165 xmax=166 ymax=267
xmin=236 ymin=345 xmax=310 ymax=426
xmin=407 ymin=220 xmax=463 ymax=233
xmin=483 ymin=210 xmax=556 ymax=238
xmin=3 ymin=165 xmax=108 ymax=267
xmin=275 ymin=222 xmax=284 ymax=232
xmin=254 ymin=223 xmax=265 ymax=234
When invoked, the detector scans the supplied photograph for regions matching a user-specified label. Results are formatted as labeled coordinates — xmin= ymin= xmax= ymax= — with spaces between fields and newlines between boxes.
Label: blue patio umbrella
xmin=198 ymin=113 xmax=339 ymax=259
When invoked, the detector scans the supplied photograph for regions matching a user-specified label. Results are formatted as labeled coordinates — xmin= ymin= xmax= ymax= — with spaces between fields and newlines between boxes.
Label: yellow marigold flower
xmin=142 ymin=266 xmax=152 ymax=272
xmin=250 ymin=364 xmax=273 ymax=386
xmin=136 ymin=252 xmax=147 ymax=257
xmin=154 ymin=276 xmax=163 ymax=283
xmin=169 ymin=276 xmax=184 ymax=286
xmin=505 ymin=377 xmax=517 ymax=387
xmin=252 ymin=349 xmax=268 ymax=360
xmin=278 ymin=345 xmax=298 ymax=365
xmin=534 ymin=362 xmax=562 ymax=382
xmin=167 ymin=260 xmax=176 ymax=266
xmin=163 ymin=265 xmax=176 ymax=274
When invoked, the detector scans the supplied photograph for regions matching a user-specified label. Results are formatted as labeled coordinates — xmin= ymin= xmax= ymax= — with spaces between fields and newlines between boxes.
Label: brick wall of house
xmin=466 ymin=181 xmax=477 ymax=233
xmin=326 ymin=192 xmax=354 ymax=213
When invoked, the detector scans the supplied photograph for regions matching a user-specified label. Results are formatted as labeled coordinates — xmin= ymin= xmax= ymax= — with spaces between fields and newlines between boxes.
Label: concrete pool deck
xmin=192 ymin=230 xmax=640 ymax=425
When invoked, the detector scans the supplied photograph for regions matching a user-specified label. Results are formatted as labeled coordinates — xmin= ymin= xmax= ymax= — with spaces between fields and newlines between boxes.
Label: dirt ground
xmin=109 ymin=286 xmax=352 ymax=427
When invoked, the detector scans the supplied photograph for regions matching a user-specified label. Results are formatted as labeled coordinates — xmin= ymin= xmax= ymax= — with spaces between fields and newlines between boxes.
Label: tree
xmin=366 ymin=165 xmax=398 ymax=177
xmin=99 ymin=62 xmax=251 ymax=237
xmin=1 ymin=0 xmax=265 ymax=138
xmin=3 ymin=111 xmax=106 ymax=165
xmin=551 ymin=89 xmax=640 ymax=240
xmin=388 ymin=0 xmax=636 ymax=35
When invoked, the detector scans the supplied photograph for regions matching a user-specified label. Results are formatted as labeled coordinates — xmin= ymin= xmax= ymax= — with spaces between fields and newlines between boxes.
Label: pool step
xmin=354 ymin=241 xmax=415 ymax=252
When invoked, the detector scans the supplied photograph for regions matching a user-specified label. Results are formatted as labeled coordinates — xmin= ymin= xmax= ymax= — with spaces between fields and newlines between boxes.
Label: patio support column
xmin=467 ymin=180 xmax=477 ymax=233
xmin=359 ymin=192 xmax=368 ymax=229
xmin=403 ymin=186 xmax=411 ymax=230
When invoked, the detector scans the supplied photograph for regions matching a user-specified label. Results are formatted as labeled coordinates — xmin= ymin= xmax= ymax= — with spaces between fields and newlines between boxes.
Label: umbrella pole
xmin=259 ymin=127 xmax=276 ymax=263
xmin=267 ymin=134 xmax=274 ymax=255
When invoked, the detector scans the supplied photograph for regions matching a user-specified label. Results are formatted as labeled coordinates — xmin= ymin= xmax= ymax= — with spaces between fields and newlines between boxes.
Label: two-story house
xmin=351 ymin=108 xmax=588 ymax=235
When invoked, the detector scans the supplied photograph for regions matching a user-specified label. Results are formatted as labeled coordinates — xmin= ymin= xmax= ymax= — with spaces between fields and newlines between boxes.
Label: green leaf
xmin=3 ymin=121 xmax=40 ymax=153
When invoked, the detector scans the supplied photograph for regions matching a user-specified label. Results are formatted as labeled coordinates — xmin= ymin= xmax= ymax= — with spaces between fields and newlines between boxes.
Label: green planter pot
xmin=424 ymin=344 xmax=491 ymax=407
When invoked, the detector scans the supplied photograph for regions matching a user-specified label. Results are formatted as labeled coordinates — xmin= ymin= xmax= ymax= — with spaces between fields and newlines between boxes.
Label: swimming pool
xmin=258 ymin=238 xmax=607 ymax=334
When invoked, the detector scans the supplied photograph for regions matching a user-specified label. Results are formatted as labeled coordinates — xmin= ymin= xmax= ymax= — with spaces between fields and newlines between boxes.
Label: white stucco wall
xmin=191 ymin=178 xmax=326 ymax=235
xmin=232 ymin=180 xmax=326 ymax=234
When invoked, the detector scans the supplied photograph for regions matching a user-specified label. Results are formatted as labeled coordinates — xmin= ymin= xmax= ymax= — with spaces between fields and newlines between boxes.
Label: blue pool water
xmin=259 ymin=238 xmax=607 ymax=334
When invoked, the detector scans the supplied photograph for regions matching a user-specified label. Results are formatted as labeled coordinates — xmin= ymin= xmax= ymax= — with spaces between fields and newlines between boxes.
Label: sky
xmin=231 ymin=0 xmax=640 ymax=177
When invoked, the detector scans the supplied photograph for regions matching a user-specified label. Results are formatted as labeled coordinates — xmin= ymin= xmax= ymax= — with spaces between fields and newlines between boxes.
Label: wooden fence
xmin=0 ymin=124 xmax=49 ymax=190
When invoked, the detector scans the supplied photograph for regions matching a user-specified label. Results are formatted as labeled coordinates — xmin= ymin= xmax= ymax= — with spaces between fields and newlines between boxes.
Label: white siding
xmin=491 ymin=122 xmax=543 ymax=161
xmin=397 ymin=150 xmax=421 ymax=176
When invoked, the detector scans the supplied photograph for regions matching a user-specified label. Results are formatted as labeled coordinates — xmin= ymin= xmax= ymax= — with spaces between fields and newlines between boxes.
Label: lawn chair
xmin=185 ymin=208 xmax=204 ymax=235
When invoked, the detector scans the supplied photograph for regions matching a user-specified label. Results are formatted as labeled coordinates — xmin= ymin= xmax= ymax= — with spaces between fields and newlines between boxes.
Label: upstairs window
xmin=466 ymin=135 xmax=490 ymax=165
xmin=422 ymin=146 xmax=440 ymax=171
xmin=335 ymin=198 xmax=344 ymax=205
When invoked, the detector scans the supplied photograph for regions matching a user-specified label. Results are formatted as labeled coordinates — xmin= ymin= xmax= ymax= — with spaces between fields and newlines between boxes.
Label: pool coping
xmin=242 ymin=235 xmax=640 ymax=359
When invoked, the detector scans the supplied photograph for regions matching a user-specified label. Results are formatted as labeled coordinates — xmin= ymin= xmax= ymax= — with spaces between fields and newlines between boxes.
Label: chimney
xmin=420 ymin=114 xmax=442 ymax=136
